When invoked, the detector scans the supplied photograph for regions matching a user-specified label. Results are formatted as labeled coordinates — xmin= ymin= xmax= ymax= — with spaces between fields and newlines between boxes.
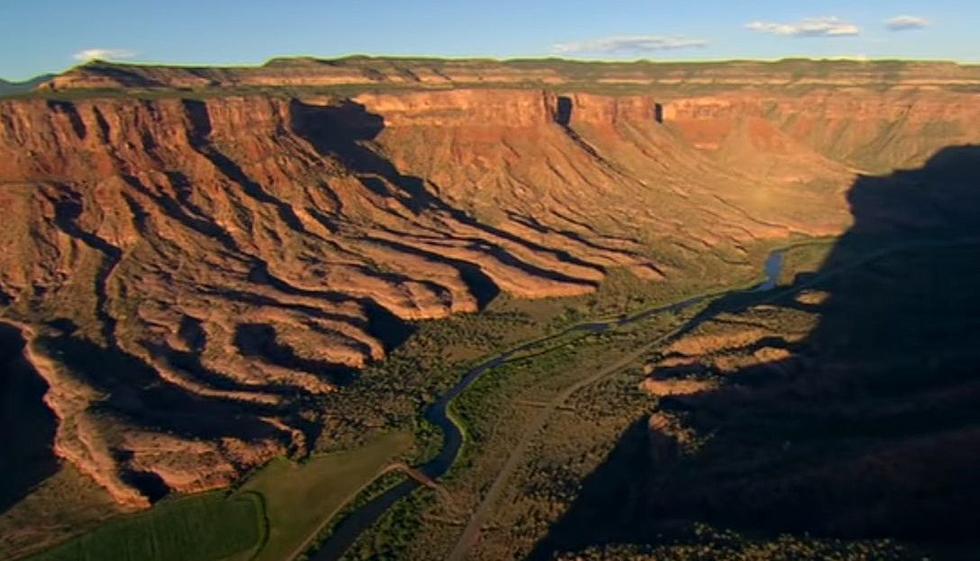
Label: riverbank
xmin=307 ymin=241 xmax=802 ymax=561
xmin=323 ymin=234 xmax=980 ymax=561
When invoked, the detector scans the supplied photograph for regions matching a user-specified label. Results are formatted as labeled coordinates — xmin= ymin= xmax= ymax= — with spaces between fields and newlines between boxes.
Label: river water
xmin=305 ymin=249 xmax=784 ymax=561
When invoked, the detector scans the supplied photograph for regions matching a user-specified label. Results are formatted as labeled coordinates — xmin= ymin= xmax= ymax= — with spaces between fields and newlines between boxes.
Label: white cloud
xmin=746 ymin=17 xmax=860 ymax=37
xmin=885 ymin=15 xmax=929 ymax=31
xmin=72 ymin=48 xmax=137 ymax=62
xmin=552 ymin=35 xmax=708 ymax=55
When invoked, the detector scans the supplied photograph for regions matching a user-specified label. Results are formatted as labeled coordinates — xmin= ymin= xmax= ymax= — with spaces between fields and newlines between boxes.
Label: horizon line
xmin=6 ymin=53 xmax=979 ymax=83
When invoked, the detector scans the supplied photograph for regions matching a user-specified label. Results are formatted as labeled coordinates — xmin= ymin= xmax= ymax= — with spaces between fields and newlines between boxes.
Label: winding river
xmin=309 ymin=250 xmax=786 ymax=561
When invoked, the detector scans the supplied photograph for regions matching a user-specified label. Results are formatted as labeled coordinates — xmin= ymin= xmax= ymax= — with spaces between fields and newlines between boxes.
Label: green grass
xmin=19 ymin=432 xmax=412 ymax=561
xmin=303 ymin=469 xmax=410 ymax=558
xmin=25 ymin=492 xmax=263 ymax=561
xmin=239 ymin=431 xmax=413 ymax=561
xmin=0 ymin=465 xmax=124 ymax=561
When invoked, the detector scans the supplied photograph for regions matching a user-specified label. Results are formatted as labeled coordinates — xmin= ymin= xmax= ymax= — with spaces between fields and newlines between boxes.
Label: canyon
xmin=1 ymin=57 xmax=980 ymax=559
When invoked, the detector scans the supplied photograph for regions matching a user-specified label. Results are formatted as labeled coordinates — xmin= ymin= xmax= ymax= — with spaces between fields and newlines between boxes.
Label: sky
xmin=1 ymin=0 xmax=978 ymax=80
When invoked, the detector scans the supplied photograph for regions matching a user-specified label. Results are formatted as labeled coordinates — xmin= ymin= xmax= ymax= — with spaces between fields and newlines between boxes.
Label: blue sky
xmin=1 ymin=1 xmax=977 ymax=80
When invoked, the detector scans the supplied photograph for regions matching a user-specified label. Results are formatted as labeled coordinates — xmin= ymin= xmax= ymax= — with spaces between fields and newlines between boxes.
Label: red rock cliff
xmin=2 ymin=71 xmax=978 ymax=506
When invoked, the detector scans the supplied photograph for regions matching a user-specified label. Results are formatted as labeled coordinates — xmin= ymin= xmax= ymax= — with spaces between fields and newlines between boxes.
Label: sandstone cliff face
xmin=3 ymin=65 xmax=978 ymax=506
xmin=664 ymin=90 xmax=980 ymax=171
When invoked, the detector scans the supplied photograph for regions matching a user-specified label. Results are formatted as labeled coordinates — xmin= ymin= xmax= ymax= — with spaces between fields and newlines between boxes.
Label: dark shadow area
xmin=39 ymin=334 xmax=283 ymax=443
xmin=67 ymin=63 xmax=166 ymax=89
xmin=454 ymin=262 xmax=501 ymax=309
xmin=548 ymin=95 xmax=615 ymax=168
xmin=181 ymin=99 xmax=311 ymax=235
xmin=362 ymin=300 xmax=416 ymax=352
xmin=528 ymin=418 xmax=660 ymax=556
xmin=530 ymin=146 xmax=980 ymax=560
xmin=140 ymin=331 xmax=299 ymax=403
xmin=234 ymin=323 xmax=357 ymax=387
xmin=555 ymin=96 xmax=573 ymax=126
xmin=0 ymin=323 xmax=59 ymax=515
xmin=122 ymin=171 xmax=244 ymax=254
xmin=46 ymin=317 xmax=79 ymax=334
xmin=116 ymin=456 xmax=170 ymax=504
xmin=245 ymin=260 xmax=419 ymax=353
xmin=290 ymin=99 xmax=431 ymax=212
xmin=46 ymin=100 xmax=86 ymax=139
xmin=654 ymin=102 xmax=664 ymax=124
xmin=51 ymin=194 xmax=122 ymax=345
xmin=367 ymin=236 xmax=501 ymax=308
xmin=91 ymin=106 xmax=111 ymax=141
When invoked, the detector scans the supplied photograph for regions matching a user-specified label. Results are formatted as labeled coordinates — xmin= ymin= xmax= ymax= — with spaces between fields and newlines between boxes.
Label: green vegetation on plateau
xmin=7 ymin=56 xmax=978 ymax=101
xmin=26 ymin=492 xmax=262 ymax=561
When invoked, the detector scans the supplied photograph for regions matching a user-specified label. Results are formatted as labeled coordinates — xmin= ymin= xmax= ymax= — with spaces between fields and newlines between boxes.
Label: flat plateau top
xmin=9 ymin=56 xmax=980 ymax=100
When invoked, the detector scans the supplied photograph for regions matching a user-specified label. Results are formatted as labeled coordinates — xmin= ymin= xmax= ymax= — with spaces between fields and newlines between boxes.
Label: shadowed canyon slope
xmin=2 ymin=58 xmax=979 ymax=509
xmin=531 ymin=145 xmax=980 ymax=561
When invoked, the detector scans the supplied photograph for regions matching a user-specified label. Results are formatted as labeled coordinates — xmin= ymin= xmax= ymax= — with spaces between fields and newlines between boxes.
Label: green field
xmin=239 ymin=431 xmax=413 ymax=561
xmin=19 ymin=431 xmax=412 ymax=561
xmin=25 ymin=492 xmax=263 ymax=561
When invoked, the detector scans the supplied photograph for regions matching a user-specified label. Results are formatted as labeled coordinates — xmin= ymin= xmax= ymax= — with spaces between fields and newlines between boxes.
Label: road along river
xmin=308 ymin=249 xmax=787 ymax=561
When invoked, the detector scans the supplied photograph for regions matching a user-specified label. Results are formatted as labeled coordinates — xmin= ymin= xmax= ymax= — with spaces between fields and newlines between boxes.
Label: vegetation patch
xmin=240 ymin=431 xmax=413 ymax=561
xmin=25 ymin=491 xmax=262 ymax=561
xmin=19 ymin=431 xmax=412 ymax=561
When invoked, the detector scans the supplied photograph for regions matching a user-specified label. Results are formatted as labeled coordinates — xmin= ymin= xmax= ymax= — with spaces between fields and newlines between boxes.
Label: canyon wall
xmin=2 ymin=59 xmax=979 ymax=506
